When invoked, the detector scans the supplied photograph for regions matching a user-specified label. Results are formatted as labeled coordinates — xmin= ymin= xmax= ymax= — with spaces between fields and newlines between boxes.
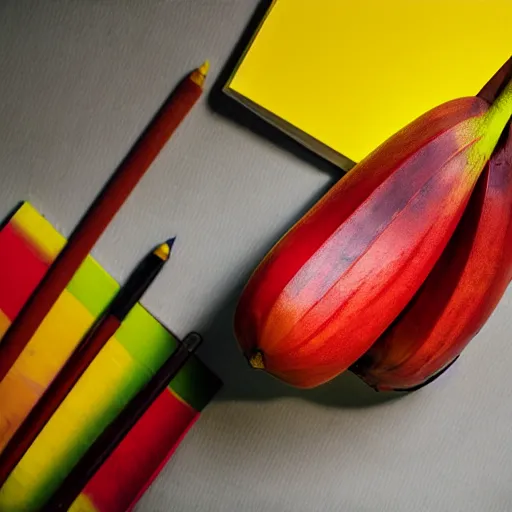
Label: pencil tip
xmin=154 ymin=238 xmax=175 ymax=261
xmin=190 ymin=60 xmax=210 ymax=87
xmin=198 ymin=60 xmax=210 ymax=76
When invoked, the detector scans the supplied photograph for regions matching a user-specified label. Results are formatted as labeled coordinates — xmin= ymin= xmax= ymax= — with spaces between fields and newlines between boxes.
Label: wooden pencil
xmin=0 ymin=61 xmax=209 ymax=382
xmin=0 ymin=239 xmax=175 ymax=487
xmin=41 ymin=331 xmax=203 ymax=511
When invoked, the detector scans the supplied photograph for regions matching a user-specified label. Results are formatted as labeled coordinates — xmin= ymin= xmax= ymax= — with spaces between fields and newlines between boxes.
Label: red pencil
xmin=0 ymin=61 xmax=208 ymax=382
xmin=0 ymin=239 xmax=174 ymax=486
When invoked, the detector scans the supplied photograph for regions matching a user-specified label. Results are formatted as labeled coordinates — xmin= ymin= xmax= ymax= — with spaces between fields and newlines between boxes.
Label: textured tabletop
xmin=1 ymin=2 xmax=511 ymax=511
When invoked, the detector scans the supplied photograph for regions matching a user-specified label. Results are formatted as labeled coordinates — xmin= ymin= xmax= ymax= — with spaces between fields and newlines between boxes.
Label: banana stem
xmin=483 ymin=77 xmax=512 ymax=146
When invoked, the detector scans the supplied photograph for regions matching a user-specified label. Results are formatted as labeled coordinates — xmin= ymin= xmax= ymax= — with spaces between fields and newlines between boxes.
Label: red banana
xmin=234 ymin=79 xmax=512 ymax=389
xmin=353 ymin=123 xmax=512 ymax=391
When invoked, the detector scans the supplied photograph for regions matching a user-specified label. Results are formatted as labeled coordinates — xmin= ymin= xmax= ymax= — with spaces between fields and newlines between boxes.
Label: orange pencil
xmin=0 ymin=61 xmax=209 ymax=382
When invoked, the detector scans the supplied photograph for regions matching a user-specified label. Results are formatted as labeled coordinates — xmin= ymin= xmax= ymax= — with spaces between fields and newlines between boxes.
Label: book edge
xmin=224 ymin=87 xmax=356 ymax=172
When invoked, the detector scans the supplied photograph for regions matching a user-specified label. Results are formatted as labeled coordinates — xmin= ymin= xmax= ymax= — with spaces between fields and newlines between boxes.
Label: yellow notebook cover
xmin=225 ymin=0 xmax=511 ymax=170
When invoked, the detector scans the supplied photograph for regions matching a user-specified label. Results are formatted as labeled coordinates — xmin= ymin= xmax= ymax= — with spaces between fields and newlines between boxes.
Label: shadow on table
xmin=0 ymin=201 xmax=23 ymax=231
xmin=194 ymin=181 xmax=406 ymax=410
xmin=207 ymin=0 xmax=344 ymax=180
xmin=196 ymin=282 xmax=407 ymax=410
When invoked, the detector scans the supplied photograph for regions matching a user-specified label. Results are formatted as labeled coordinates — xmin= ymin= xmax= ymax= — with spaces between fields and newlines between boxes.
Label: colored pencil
xmin=0 ymin=61 xmax=209 ymax=382
xmin=41 ymin=331 xmax=203 ymax=511
xmin=0 ymin=239 xmax=175 ymax=487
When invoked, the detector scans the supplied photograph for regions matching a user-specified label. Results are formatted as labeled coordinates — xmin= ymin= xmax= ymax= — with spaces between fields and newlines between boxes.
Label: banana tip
xmin=248 ymin=350 xmax=265 ymax=370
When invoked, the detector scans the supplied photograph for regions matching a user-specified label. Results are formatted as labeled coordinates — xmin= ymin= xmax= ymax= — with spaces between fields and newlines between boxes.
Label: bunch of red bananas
xmin=234 ymin=71 xmax=512 ymax=391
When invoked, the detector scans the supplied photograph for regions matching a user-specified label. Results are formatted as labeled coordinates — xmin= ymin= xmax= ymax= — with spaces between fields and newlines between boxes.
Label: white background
xmin=1 ymin=1 xmax=512 ymax=511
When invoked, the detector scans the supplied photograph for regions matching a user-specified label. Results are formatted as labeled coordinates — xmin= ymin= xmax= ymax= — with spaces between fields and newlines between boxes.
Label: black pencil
xmin=41 ymin=331 xmax=203 ymax=511
xmin=0 ymin=238 xmax=175 ymax=487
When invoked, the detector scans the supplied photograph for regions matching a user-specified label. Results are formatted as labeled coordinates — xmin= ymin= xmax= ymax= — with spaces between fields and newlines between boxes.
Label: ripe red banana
xmin=353 ymin=123 xmax=512 ymax=391
xmin=234 ymin=79 xmax=512 ymax=389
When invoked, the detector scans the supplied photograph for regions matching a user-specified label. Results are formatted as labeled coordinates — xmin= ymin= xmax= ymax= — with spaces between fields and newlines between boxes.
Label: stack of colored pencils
xmin=0 ymin=61 xmax=210 ymax=508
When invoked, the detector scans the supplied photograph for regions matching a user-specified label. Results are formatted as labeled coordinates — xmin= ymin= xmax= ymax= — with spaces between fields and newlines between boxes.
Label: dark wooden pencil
xmin=0 ymin=239 xmax=175 ymax=487
xmin=41 ymin=331 xmax=203 ymax=511
xmin=0 ymin=61 xmax=209 ymax=382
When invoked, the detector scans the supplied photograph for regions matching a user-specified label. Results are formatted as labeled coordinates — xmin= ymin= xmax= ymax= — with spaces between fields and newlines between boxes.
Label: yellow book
xmin=224 ymin=0 xmax=511 ymax=170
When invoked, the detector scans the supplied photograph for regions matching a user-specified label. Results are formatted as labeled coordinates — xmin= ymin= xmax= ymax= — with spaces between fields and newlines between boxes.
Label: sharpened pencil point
xmin=198 ymin=60 xmax=210 ymax=76
xmin=190 ymin=61 xmax=210 ymax=87
xmin=154 ymin=239 xmax=174 ymax=261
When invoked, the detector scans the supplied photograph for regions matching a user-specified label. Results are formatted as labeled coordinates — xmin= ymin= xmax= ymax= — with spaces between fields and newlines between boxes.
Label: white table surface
xmin=1 ymin=2 xmax=512 ymax=511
